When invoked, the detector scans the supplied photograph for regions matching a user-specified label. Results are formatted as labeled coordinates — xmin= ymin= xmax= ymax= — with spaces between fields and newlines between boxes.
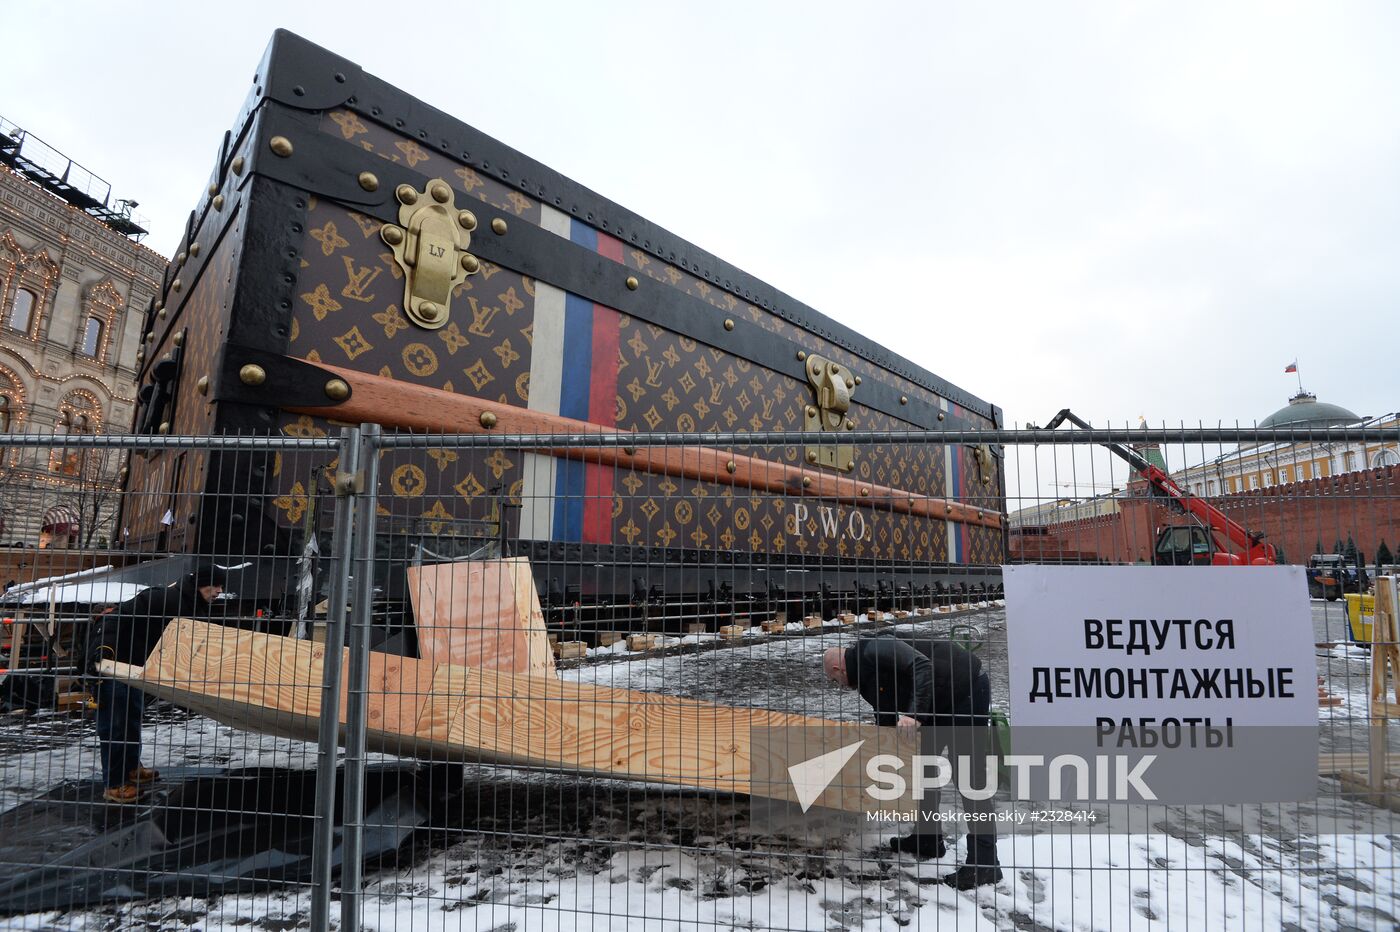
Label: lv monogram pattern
xmin=248 ymin=113 xmax=1006 ymax=563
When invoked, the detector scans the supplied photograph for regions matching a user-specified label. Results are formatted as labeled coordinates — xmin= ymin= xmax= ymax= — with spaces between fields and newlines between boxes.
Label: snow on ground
xmin=4 ymin=603 xmax=1397 ymax=929
xmin=10 ymin=785 xmax=1396 ymax=931
xmin=0 ymin=708 xmax=315 ymax=811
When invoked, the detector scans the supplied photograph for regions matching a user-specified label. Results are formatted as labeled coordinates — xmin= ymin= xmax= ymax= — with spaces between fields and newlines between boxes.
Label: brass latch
xmin=803 ymin=353 xmax=856 ymax=472
xmin=381 ymin=179 xmax=480 ymax=330
xmin=971 ymin=443 xmax=993 ymax=486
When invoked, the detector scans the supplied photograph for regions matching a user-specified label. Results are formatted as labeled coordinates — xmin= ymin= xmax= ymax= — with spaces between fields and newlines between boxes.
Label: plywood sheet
xmin=136 ymin=618 xmax=441 ymax=755
xmin=405 ymin=557 xmax=555 ymax=676
xmin=113 ymin=619 xmax=890 ymax=809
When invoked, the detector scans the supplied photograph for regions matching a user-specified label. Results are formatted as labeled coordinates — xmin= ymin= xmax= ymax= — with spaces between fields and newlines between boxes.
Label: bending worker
xmin=823 ymin=633 xmax=1002 ymax=889
xmin=88 ymin=564 xmax=225 ymax=803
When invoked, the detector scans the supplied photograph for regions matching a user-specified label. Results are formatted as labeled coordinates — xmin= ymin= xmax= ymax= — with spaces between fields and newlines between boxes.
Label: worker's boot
xmin=128 ymin=766 xmax=160 ymax=785
xmin=943 ymin=831 xmax=1001 ymax=888
xmin=889 ymin=832 xmax=946 ymax=859
xmin=942 ymin=864 xmax=1003 ymax=889
xmin=102 ymin=784 xmax=141 ymax=805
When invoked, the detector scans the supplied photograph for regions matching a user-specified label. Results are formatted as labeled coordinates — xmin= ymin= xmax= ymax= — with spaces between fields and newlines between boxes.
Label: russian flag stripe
xmin=941 ymin=397 xmax=961 ymax=562
xmin=582 ymin=233 xmax=625 ymax=543
xmin=522 ymin=213 xmax=624 ymax=543
xmin=518 ymin=223 xmax=568 ymax=540
xmin=553 ymin=290 xmax=593 ymax=541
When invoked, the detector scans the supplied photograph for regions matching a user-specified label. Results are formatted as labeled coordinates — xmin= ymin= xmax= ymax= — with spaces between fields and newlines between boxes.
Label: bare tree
xmin=70 ymin=446 xmax=127 ymax=548
xmin=0 ymin=401 xmax=128 ymax=549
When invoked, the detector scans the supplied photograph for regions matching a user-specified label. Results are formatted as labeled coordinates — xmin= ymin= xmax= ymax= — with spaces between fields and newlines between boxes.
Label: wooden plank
xmin=556 ymin=641 xmax=587 ymax=659
xmin=367 ymin=651 xmax=438 ymax=736
xmin=55 ymin=690 xmax=93 ymax=711
xmin=1370 ymin=578 xmax=1399 ymax=791
xmin=1319 ymin=751 xmax=1400 ymax=775
xmin=121 ymin=619 xmax=448 ymax=757
xmin=405 ymin=557 xmax=555 ymax=677
xmin=107 ymin=619 xmax=888 ymax=809
xmin=96 ymin=659 xmax=145 ymax=680
xmin=5 ymin=620 xmax=26 ymax=671
xmin=1336 ymin=772 xmax=1400 ymax=813
xmin=444 ymin=666 xmax=810 ymax=795
xmin=294 ymin=359 xmax=1002 ymax=531
xmin=137 ymin=621 xmax=349 ymax=740
xmin=1373 ymin=577 xmax=1399 ymax=706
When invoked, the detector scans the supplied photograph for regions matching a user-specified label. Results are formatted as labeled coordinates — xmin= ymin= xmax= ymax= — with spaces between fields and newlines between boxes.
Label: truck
xmin=1306 ymin=553 xmax=1368 ymax=601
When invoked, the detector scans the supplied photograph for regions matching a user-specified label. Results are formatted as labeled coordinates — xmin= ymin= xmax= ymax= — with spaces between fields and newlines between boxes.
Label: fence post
xmin=308 ymin=425 xmax=362 ymax=932
xmin=340 ymin=424 xmax=381 ymax=932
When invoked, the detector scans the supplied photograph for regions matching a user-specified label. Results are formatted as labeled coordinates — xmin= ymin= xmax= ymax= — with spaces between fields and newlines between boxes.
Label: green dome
xmin=1258 ymin=392 xmax=1359 ymax=429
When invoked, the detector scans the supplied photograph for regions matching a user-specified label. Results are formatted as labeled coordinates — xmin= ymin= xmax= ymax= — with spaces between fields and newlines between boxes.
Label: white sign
xmin=1005 ymin=565 xmax=1316 ymax=727
xmin=1003 ymin=565 xmax=1318 ymax=803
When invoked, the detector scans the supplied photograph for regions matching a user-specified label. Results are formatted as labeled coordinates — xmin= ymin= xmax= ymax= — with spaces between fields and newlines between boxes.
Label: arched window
xmin=2 ymin=236 xmax=61 ymax=339
xmin=50 ymin=393 xmax=100 ymax=478
xmin=53 ymin=409 xmax=77 ymax=476
xmin=77 ymin=280 xmax=121 ymax=362
xmin=0 ymin=368 xmax=24 ymax=462
xmin=0 ymin=392 xmax=11 ymax=465
xmin=7 ymin=288 xmax=36 ymax=333
xmin=80 ymin=317 xmax=104 ymax=357
xmin=1374 ymin=449 xmax=1400 ymax=470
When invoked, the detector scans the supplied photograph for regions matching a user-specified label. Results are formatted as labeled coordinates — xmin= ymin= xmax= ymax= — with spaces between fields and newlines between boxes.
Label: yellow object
xmin=1347 ymin=592 xmax=1376 ymax=642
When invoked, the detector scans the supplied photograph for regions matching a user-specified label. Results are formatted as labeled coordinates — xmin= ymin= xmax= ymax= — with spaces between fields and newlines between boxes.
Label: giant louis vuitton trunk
xmin=121 ymin=30 xmax=1007 ymax=616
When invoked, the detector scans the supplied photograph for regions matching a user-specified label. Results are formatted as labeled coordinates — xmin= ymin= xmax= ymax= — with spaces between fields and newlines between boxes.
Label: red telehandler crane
xmin=1035 ymin=409 xmax=1278 ymax=566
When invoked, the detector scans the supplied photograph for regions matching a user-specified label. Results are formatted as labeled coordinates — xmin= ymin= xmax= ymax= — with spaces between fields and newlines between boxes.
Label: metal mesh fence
xmin=0 ymin=422 xmax=1396 ymax=930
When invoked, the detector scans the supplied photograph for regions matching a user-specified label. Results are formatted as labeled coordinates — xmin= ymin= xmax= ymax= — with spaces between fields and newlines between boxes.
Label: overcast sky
xmin=4 ymin=1 xmax=1396 ymax=440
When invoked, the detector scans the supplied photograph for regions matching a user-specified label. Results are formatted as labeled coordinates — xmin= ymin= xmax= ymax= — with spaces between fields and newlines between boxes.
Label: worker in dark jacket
xmin=88 ymin=564 xmax=225 ymax=803
xmin=823 ymin=634 xmax=1003 ymax=889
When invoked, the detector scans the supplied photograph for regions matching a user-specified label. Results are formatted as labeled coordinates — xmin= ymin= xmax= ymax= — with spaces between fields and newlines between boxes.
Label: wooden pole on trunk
xmin=285 ymin=358 xmax=1001 ymax=531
